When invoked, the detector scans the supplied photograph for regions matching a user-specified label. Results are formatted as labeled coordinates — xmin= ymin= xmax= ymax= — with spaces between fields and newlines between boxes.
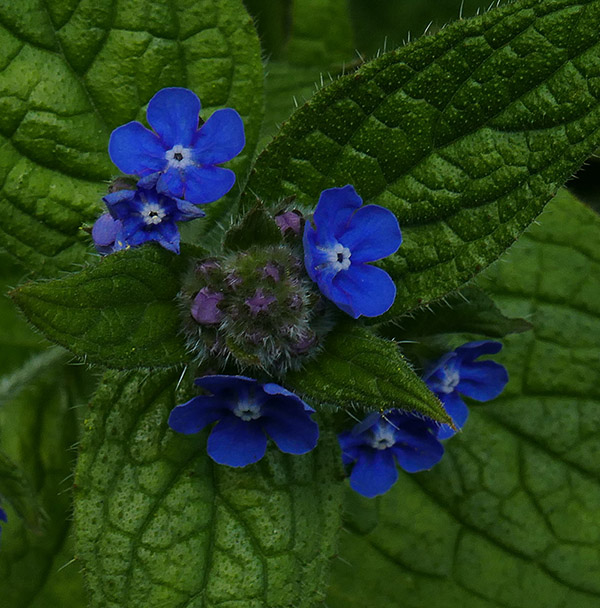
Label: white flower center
xmin=140 ymin=202 xmax=166 ymax=225
xmin=165 ymin=144 xmax=194 ymax=169
xmin=439 ymin=366 xmax=460 ymax=394
xmin=233 ymin=400 xmax=262 ymax=421
xmin=325 ymin=242 xmax=352 ymax=272
xmin=369 ymin=424 xmax=396 ymax=450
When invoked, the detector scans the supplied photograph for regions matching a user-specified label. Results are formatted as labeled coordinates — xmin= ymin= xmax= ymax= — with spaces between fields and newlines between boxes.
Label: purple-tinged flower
xmin=191 ymin=288 xmax=224 ymax=325
xmin=261 ymin=262 xmax=281 ymax=282
xmin=245 ymin=289 xmax=277 ymax=316
xmin=339 ymin=410 xmax=443 ymax=498
xmin=303 ymin=185 xmax=401 ymax=318
xmin=103 ymin=186 xmax=204 ymax=254
xmin=275 ymin=210 xmax=303 ymax=235
xmin=168 ymin=375 xmax=319 ymax=467
xmin=91 ymin=213 xmax=124 ymax=254
xmin=109 ymin=88 xmax=245 ymax=205
xmin=424 ymin=341 xmax=509 ymax=439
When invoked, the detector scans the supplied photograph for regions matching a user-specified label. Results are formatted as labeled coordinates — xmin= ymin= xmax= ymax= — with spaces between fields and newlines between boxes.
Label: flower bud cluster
xmin=179 ymin=243 xmax=331 ymax=374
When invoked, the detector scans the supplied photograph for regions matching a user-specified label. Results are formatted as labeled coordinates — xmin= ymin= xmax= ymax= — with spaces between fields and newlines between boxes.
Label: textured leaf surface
xmin=384 ymin=286 xmax=532 ymax=340
xmin=287 ymin=324 xmax=453 ymax=425
xmin=326 ymin=190 xmax=600 ymax=607
xmin=75 ymin=369 xmax=344 ymax=608
xmin=0 ymin=0 xmax=263 ymax=274
xmin=245 ymin=0 xmax=600 ymax=317
xmin=0 ymin=361 xmax=88 ymax=608
xmin=12 ymin=245 xmax=189 ymax=368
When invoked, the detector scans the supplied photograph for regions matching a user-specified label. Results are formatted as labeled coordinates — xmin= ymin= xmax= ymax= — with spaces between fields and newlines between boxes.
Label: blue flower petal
xmin=157 ymin=167 xmax=185 ymax=199
xmin=339 ymin=204 xmax=402 ymax=263
xmin=155 ymin=221 xmax=181 ymax=254
xmin=0 ymin=507 xmax=7 ymax=523
xmin=349 ymin=448 xmax=398 ymax=498
xmin=454 ymin=340 xmax=503 ymax=363
xmin=92 ymin=213 xmax=121 ymax=247
xmin=313 ymin=185 xmax=363 ymax=244
xmin=262 ymin=383 xmax=314 ymax=411
xmin=193 ymin=108 xmax=245 ymax=164
xmin=109 ymin=122 xmax=166 ymax=176
xmin=331 ymin=263 xmax=396 ymax=318
xmin=146 ymin=87 xmax=201 ymax=148
xmin=338 ymin=430 xmax=365 ymax=466
xmin=207 ymin=415 xmax=267 ymax=467
xmin=262 ymin=400 xmax=319 ymax=454
xmin=457 ymin=360 xmax=509 ymax=401
xmin=392 ymin=432 xmax=444 ymax=472
xmin=184 ymin=165 xmax=236 ymax=204
xmin=436 ymin=391 xmax=469 ymax=439
xmin=173 ymin=198 xmax=206 ymax=221
xmin=168 ymin=395 xmax=226 ymax=434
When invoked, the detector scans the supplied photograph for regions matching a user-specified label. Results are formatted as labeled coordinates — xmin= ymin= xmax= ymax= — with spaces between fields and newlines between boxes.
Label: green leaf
xmin=223 ymin=201 xmax=283 ymax=251
xmin=326 ymin=189 xmax=600 ymax=607
xmin=75 ymin=369 xmax=344 ymax=608
xmin=245 ymin=0 xmax=600 ymax=318
xmin=0 ymin=362 xmax=89 ymax=607
xmin=286 ymin=323 xmax=453 ymax=425
xmin=257 ymin=0 xmax=356 ymax=147
xmin=383 ymin=286 xmax=532 ymax=340
xmin=0 ymin=0 xmax=264 ymax=275
xmin=11 ymin=245 xmax=190 ymax=369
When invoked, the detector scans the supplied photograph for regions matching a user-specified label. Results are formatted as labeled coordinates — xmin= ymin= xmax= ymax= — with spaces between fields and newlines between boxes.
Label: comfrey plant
xmin=2 ymin=1 xmax=600 ymax=607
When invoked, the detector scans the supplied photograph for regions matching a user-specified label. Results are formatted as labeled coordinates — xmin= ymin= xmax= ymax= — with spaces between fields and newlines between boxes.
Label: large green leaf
xmin=287 ymin=323 xmax=453 ymax=425
xmin=0 ymin=360 xmax=89 ymax=608
xmin=245 ymin=0 xmax=600 ymax=318
xmin=75 ymin=369 xmax=344 ymax=608
xmin=326 ymin=189 xmax=600 ymax=607
xmin=11 ymin=245 xmax=190 ymax=369
xmin=0 ymin=0 xmax=263 ymax=275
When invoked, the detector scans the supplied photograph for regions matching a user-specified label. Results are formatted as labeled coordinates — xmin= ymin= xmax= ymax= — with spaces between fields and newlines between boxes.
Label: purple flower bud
xmin=191 ymin=288 xmax=224 ymax=325
xmin=275 ymin=210 xmax=303 ymax=235
xmin=288 ymin=293 xmax=304 ymax=310
xmin=291 ymin=331 xmax=318 ymax=354
xmin=92 ymin=213 xmax=122 ymax=253
xmin=261 ymin=262 xmax=280 ymax=282
xmin=245 ymin=289 xmax=277 ymax=316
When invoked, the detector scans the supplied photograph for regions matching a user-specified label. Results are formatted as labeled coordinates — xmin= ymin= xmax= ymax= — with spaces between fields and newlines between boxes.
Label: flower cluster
xmin=92 ymin=88 xmax=244 ymax=254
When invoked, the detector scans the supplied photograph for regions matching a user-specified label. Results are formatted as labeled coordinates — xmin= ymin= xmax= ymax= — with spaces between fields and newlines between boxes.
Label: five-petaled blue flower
xmin=303 ymin=185 xmax=402 ymax=318
xmin=338 ymin=410 xmax=444 ymax=498
xmin=101 ymin=186 xmax=205 ymax=254
xmin=109 ymin=88 xmax=245 ymax=205
xmin=424 ymin=341 xmax=509 ymax=439
xmin=168 ymin=375 xmax=319 ymax=467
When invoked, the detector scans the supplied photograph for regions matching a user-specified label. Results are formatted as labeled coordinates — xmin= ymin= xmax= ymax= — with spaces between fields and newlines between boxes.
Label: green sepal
xmin=244 ymin=0 xmax=600 ymax=317
xmin=286 ymin=323 xmax=453 ymax=425
xmin=222 ymin=201 xmax=283 ymax=251
xmin=11 ymin=245 xmax=192 ymax=369
xmin=383 ymin=286 xmax=532 ymax=340
xmin=75 ymin=369 xmax=344 ymax=608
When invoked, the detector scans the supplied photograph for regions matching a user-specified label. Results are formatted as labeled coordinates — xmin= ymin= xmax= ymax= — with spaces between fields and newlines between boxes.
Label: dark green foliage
xmin=12 ymin=246 xmax=189 ymax=368
xmin=245 ymin=0 xmax=600 ymax=318
xmin=327 ymin=189 xmax=600 ymax=608
xmin=75 ymin=369 xmax=344 ymax=608
xmin=223 ymin=201 xmax=283 ymax=251
xmin=286 ymin=323 xmax=453 ymax=425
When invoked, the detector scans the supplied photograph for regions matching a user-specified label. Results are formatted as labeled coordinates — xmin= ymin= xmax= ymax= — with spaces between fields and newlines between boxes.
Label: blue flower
xmin=109 ymin=88 xmax=245 ymax=204
xmin=424 ymin=341 xmax=509 ymax=439
xmin=91 ymin=213 xmax=124 ymax=254
xmin=102 ymin=186 xmax=205 ymax=254
xmin=303 ymin=185 xmax=402 ymax=318
xmin=168 ymin=375 xmax=319 ymax=467
xmin=339 ymin=410 xmax=444 ymax=498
